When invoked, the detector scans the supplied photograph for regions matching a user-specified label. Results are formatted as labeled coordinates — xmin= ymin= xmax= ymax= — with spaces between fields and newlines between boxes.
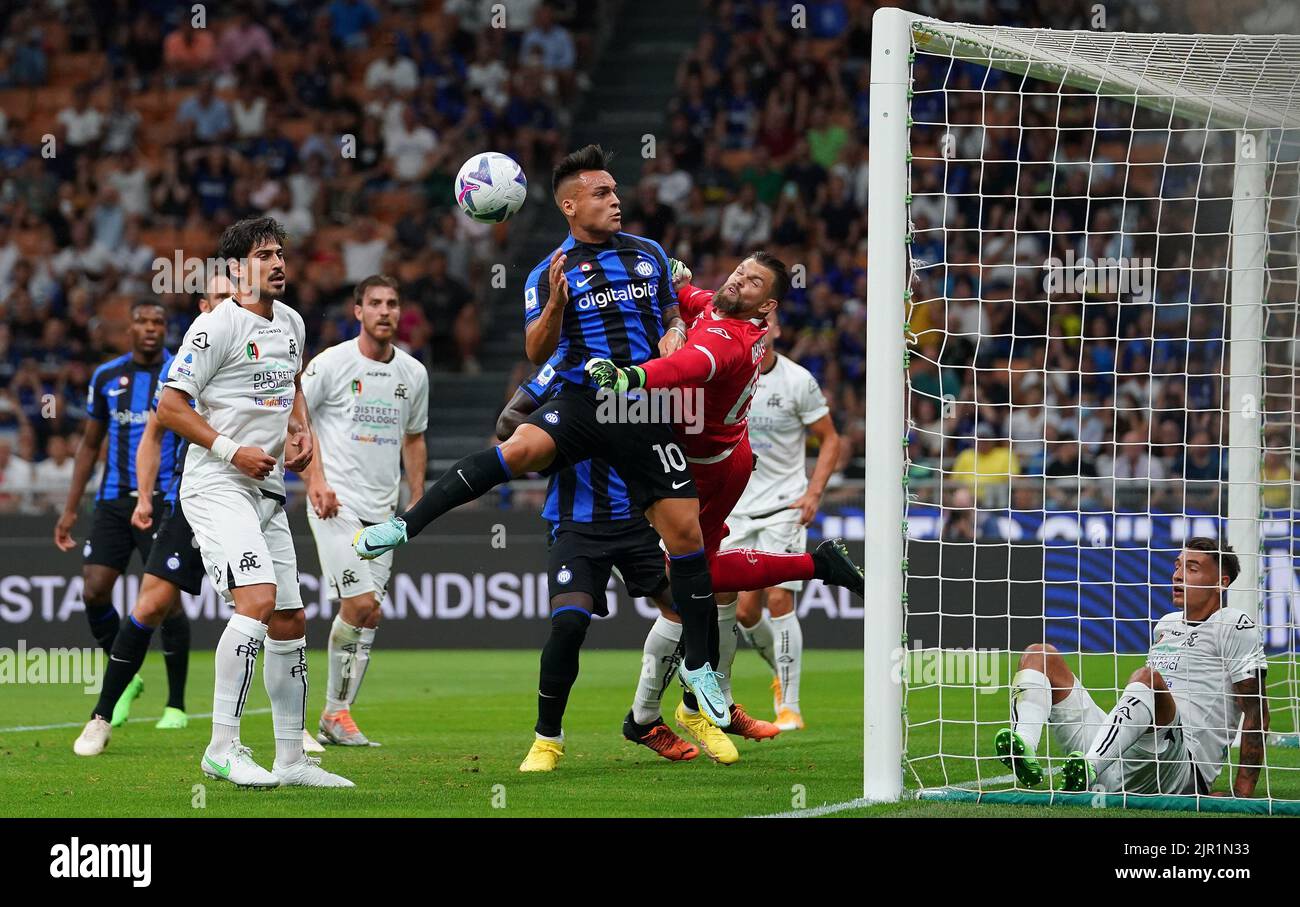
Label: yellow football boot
xmin=674 ymin=702 xmax=739 ymax=764
xmin=519 ymin=737 xmax=565 ymax=772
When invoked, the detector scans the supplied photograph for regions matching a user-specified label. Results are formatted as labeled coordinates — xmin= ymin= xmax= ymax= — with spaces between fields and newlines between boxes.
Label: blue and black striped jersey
xmin=87 ymin=352 xmax=179 ymax=502
xmin=542 ymin=458 xmax=637 ymax=525
xmin=151 ymin=356 xmax=191 ymax=504
xmin=522 ymin=231 xmax=675 ymax=389
xmin=517 ymin=357 xmax=640 ymax=526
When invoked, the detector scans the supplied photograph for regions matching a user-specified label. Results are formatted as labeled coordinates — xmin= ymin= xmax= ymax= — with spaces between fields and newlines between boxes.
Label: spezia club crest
xmin=245 ymin=342 xmax=260 ymax=361
xmin=351 ymin=379 xmax=363 ymax=395
xmin=556 ymin=565 xmax=572 ymax=585
xmin=635 ymin=259 xmax=654 ymax=277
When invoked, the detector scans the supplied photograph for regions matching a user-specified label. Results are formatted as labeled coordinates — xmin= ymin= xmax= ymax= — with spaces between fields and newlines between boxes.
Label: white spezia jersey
xmin=732 ymin=354 xmax=829 ymax=517
xmin=164 ymin=298 xmax=305 ymax=499
xmin=1147 ymin=606 xmax=1267 ymax=784
xmin=301 ymin=338 xmax=429 ymax=523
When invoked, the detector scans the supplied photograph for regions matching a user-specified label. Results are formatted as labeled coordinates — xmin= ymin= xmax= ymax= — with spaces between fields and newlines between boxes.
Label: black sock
xmin=91 ymin=616 xmax=154 ymax=719
xmin=402 ymin=448 xmax=511 ymax=537
xmin=160 ymin=611 xmax=190 ymax=711
xmin=535 ymin=607 xmax=590 ymax=738
xmin=670 ymin=550 xmax=715 ymax=670
xmin=85 ymin=602 xmax=120 ymax=654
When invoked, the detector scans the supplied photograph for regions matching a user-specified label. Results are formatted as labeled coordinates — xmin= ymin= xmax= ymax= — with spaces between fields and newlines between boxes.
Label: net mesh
xmin=900 ymin=20 xmax=1300 ymax=803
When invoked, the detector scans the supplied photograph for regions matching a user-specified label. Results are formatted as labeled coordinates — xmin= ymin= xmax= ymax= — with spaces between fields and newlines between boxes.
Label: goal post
xmin=865 ymin=6 xmax=1300 ymax=810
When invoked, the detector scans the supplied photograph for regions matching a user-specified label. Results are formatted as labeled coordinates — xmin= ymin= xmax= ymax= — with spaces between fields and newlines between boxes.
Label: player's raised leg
xmin=994 ymin=642 xmax=1079 ymax=787
xmin=1066 ymin=666 xmax=1177 ymax=792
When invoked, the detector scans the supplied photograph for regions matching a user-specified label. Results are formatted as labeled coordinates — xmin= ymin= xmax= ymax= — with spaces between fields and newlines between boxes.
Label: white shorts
xmin=306 ymin=504 xmax=392 ymax=604
xmin=181 ymin=482 xmax=302 ymax=610
xmin=722 ymin=509 xmax=808 ymax=592
xmin=1050 ymin=680 xmax=1202 ymax=795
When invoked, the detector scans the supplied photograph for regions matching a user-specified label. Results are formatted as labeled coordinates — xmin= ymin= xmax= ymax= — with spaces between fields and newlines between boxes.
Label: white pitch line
xmin=749 ymin=766 xmax=1068 ymax=818
xmin=749 ymin=797 xmax=887 ymax=818
xmin=0 ymin=707 xmax=270 ymax=734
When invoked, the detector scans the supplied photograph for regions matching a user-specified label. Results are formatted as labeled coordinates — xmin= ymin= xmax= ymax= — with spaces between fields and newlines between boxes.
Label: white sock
xmin=741 ymin=613 xmax=779 ymax=674
xmin=325 ymin=615 xmax=362 ymax=713
xmin=1010 ymin=668 xmax=1051 ymax=753
xmin=210 ymin=613 xmax=266 ymax=752
xmin=1086 ymin=681 xmax=1155 ymax=782
xmin=353 ymin=626 xmax=376 ymax=707
xmin=770 ymin=611 xmax=803 ymax=711
xmin=536 ymin=731 xmax=563 ymax=743
xmin=263 ymin=635 xmax=308 ymax=767
xmin=632 ymin=615 xmax=682 ymax=725
xmin=717 ymin=602 xmax=739 ymax=708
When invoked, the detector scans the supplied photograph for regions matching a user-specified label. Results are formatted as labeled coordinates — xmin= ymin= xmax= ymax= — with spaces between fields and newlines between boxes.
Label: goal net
xmin=865 ymin=7 xmax=1300 ymax=812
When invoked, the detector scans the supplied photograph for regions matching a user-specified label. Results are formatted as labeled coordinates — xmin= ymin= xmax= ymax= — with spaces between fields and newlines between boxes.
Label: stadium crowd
xmin=893 ymin=0 xmax=1299 ymax=524
xmin=4 ymin=0 xmax=1291 ymax=522
xmin=0 ymin=0 xmax=602 ymax=512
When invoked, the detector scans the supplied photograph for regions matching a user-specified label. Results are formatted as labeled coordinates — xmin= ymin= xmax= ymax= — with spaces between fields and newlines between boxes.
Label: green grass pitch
xmin=0 ymin=649 xmax=864 ymax=818
xmin=5 ymin=649 xmax=1295 ymax=817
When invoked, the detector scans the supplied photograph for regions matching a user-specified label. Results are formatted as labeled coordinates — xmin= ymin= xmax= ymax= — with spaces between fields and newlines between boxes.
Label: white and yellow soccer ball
xmin=454 ymin=152 xmax=528 ymax=223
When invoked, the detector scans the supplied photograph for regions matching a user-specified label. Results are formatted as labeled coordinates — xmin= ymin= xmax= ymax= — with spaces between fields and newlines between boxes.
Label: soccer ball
xmin=455 ymin=152 xmax=527 ymax=223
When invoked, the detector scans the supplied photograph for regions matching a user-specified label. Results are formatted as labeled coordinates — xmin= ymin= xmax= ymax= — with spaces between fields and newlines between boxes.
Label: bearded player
xmin=586 ymin=254 xmax=863 ymax=761
xmin=301 ymin=275 xmax=429 ymax=747
xmin=157 ymin=216 xmax=351 ymax=788
xmin=724 ymin=309 xmax=842 ymax=731
xmin=996 ymin=538 xmax=1267 ymax=796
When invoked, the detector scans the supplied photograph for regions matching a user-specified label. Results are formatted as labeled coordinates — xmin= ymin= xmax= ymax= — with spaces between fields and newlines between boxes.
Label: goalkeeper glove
xmin=668 ymin=257 xmax=693 ymax=291
xmin=585 ymin=358 xmax=646 ymax=393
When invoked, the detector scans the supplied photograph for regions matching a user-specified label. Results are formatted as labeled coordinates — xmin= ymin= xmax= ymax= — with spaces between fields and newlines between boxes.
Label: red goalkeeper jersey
xmin=637 ymin=284 xmax=768 ymax=461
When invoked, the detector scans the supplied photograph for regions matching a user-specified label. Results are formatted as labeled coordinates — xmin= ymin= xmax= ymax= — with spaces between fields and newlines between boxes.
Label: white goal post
xmin=865 ymin=6 xmax=1300 ymax=809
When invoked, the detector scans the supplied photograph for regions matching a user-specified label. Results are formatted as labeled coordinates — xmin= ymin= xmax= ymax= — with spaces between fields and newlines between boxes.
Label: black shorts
xmin=84 ymin=495 xmax=162 ymax=573
xmin=526 ymin=385 xmax=696 ymax=511
xmin=547 ymin=518 xmax=669 ymax=617
xmin=144 ymin=500 xmax=207 ymax=594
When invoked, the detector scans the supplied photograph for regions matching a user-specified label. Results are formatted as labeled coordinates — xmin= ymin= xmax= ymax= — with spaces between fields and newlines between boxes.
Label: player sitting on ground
xmin=996 ymin=538 xmax=1268 ymax=796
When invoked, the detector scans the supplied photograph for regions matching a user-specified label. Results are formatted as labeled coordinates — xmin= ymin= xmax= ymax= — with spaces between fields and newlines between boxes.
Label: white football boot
xmin=201 ymin=741 xmax=280 ymax=788
xmin=73 ymin=717 xmax=112 ymax=756
xmin=273 ymin=755 xmax=355 ymax=788
xmin=302 ymin=728 xmax=325 ymax=753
